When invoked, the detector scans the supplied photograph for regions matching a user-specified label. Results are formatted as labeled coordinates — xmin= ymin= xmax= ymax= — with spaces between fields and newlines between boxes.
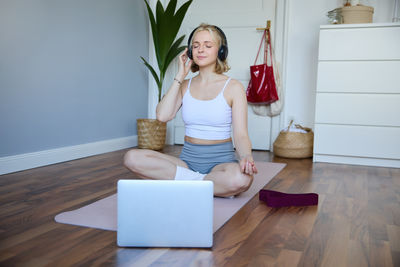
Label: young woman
xmin=124 ymin=23 xmax=257 ymax=197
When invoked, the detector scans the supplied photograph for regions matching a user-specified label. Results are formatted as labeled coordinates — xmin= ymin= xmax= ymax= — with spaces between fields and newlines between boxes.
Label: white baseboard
xmin=313 ymin=154 xmax=400 ymax=168
xmin=0 ymin=135 xmax=137 ymax=175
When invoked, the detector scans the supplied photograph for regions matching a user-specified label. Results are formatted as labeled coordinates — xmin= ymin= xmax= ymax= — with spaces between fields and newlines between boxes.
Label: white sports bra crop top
xmin=181 ymin=77 xmax=232 ymax=140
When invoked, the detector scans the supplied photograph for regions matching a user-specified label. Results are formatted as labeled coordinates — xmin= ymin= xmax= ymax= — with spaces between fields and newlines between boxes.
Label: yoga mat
xmin=55 ymin=162 xmax=286 ymax=233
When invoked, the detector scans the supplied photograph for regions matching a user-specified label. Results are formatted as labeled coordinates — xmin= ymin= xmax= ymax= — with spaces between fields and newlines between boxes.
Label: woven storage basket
xmin=273 ymin=121 xmax=314 ymax=158
xmin=137 ymin=119 xmax=167 ymax=150
xmin=341 ymin=5 xmax=374 ymax=24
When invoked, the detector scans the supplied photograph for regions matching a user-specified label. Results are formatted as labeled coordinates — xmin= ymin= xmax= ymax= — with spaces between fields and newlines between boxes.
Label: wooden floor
xmin=0 ymin=145 xmax=399 ymax=267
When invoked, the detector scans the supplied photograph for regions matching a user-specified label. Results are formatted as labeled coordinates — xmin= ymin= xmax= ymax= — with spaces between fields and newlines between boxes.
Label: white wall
xmin=283 ymin=0 xmax=397 ymax=128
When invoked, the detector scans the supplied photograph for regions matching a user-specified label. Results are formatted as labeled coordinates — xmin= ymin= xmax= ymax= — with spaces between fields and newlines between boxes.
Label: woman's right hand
xmin=176 ymin=48 xmax=193 ymax=81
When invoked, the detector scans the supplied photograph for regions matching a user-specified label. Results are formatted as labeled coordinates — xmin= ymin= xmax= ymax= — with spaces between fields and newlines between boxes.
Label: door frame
xmin=145 ymin=0 xmax=289 ymax=149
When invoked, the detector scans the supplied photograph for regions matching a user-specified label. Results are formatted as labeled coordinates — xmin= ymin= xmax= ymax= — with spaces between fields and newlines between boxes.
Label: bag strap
xmin=267 ymin=30 xmax=280 ymax=85
xmin=264 ymin=30 xmax=268 ymax=64
xmin=253 ymin=30 xmax=267 ymax=65
xmin=265 ymin=29 xmax=274 ymax=67
xmin=253 ymin=29 xmax=275 ymax=67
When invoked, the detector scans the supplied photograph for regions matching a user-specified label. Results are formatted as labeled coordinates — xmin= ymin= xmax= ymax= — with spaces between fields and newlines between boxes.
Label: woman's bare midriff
xmin=184 ymin=136 xmax=232 ymax=145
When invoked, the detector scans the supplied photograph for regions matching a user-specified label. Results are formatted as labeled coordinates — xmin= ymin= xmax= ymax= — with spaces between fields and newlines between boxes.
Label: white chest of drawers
xmin=313 ymin=23 xmax=400 ymax=168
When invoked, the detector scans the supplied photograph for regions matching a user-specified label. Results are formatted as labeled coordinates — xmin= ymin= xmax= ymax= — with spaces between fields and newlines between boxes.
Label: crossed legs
xmin=123 ymin=149 xmax=253 ymax=197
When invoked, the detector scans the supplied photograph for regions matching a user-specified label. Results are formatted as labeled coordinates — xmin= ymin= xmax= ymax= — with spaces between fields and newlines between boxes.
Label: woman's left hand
xmin=239 ymin=156 xmax=258 ymax=175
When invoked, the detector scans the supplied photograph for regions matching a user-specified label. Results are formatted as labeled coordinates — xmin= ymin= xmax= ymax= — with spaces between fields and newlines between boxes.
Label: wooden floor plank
xmin=387 ymin=225 xmax=400 ymax=248
xmin=274 ymin=249 xmax=302 ymax=267
xmin=369 ymin=240 xmax=394 ymax=267
xmin=284 ymin=206 xmax=318 ymax=252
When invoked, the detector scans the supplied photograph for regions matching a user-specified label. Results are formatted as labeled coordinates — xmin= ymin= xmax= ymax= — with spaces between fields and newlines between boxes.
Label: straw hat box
xmin=341 ymin=5 xmax=374 ymax=24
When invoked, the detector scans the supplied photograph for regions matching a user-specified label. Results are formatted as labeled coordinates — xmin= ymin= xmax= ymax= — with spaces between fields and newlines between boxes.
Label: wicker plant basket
xmin=136 ymin=119 xmax=167 ymax=150
xmin=273 ymin=121 xmax=314 ymax=158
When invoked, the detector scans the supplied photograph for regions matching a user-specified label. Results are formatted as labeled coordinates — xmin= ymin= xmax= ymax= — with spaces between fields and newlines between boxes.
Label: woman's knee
xmin=123 ymin=149 xmax=146 ymax=171
xmin=227 ymin=166 xmax=254 ymax=194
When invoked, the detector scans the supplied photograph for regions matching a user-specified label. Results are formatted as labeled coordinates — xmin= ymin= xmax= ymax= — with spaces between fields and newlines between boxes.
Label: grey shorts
xmin=179 ymin=141 xmax=238 ymax=174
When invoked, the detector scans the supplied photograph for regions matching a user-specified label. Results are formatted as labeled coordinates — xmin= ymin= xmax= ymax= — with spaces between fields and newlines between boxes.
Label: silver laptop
xmin=117 ymin=179 xmax=214 ymax=247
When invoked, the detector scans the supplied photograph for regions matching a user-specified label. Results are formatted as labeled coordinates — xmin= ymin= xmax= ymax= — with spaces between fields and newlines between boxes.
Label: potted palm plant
xmin=137 ymin=0 xmax=193 ymax=150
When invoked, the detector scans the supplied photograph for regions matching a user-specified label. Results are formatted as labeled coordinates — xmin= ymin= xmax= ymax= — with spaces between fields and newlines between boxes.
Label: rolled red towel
xmin=259 ymin=189 xmax=318 ymax=207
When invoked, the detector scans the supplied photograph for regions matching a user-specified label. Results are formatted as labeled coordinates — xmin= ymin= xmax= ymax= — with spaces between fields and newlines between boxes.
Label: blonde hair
xmin=190 ymin=23 xmax=230 ymax=74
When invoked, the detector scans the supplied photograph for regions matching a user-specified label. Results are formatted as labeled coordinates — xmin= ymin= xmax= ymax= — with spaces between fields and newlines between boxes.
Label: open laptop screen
xmin=117 ymin=180 xmax=214 ymax=247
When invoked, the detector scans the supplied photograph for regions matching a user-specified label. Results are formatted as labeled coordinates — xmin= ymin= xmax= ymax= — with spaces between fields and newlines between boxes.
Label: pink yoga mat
xmin=55 ymin=162 xmax=286 ymax=233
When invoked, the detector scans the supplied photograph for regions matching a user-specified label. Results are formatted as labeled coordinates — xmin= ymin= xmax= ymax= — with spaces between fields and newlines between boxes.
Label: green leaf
xmin=162 ymin=35 xmax=186 ymax=75
xmin=155 ymin=0 xmax=164 ymax=25
xmin=165 ymin=0 xmax=177 ymax=18
xmin=170 ymin=0 xmax=192 ymax=42
xmin=160 ymin=0 xmax=179 ymax=65
xmin=155 ymin=1 xmax=168 ymax=71
xmin=143 ymin=0 xmax=161 ymax=65
xmin=141 ymin=57 xmax=160 ymax=88
xmin=163 ymin=46 xmax=186 ymax=76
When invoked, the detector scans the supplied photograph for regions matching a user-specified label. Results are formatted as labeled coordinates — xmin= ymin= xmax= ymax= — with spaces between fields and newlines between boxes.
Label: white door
xmin=172 ymin=0 xmax=277 ymax=150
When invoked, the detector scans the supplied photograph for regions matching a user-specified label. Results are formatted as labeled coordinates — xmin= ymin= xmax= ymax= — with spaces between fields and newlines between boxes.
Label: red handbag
xmin=246 ymin=29 xmax=279 ymax=104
